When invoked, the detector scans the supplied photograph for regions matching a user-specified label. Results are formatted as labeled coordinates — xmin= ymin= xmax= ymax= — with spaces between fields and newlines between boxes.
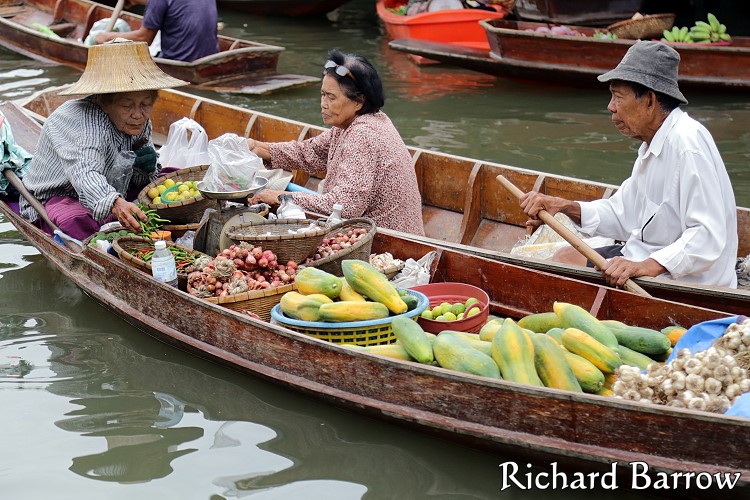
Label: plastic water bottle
xmin=151 ymin=239 xmax=178 ymax=288
xmin=328 ymin=203 xmax=344 ymax=225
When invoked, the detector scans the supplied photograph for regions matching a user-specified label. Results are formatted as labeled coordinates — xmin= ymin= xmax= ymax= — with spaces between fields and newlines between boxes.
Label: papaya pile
xmin=353 ymin=301 xmax=688 ymax=398
xmin=280 ymin=260 xmax=419 ymax=323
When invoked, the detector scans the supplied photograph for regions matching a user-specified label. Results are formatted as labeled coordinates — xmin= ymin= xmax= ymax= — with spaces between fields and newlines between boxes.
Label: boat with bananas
xmin=0 ymin=0 xmax=318 ymax=94
xmin=3 ymin=97 xmax=750 ymax=497
xmin=13 ymin=84 xmax=750 ymax=315
xmin=388 ymin=18 xmax=750 ymax=90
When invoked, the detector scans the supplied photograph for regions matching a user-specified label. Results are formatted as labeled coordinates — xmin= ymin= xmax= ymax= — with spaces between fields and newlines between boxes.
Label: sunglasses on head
xmin=324 ymin=60 xmax=356 ymax=81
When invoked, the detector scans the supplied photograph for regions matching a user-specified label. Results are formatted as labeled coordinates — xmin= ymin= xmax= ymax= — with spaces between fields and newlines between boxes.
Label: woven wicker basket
xmin=162 ymin=223 xmax=201 ymax=240
xmin=270 ymin=289 xmax=429 ymax=346
xmin=607 ymin=13 xmax=675 ymax=40
xmin=137 ymin=165 xmax=216 ymax=224
xmin=111 ymin=235 xmax=210 ymax=290
xmin=224 ymin=219 xmax=329 ymax=264
xmin=199 ymin=283 xmax=297 ymax=321
xmin=301 ymin=218 xmax=377 ymax=277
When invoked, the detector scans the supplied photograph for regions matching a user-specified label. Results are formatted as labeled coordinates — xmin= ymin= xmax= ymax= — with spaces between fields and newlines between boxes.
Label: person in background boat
xmin=94 ymin=0 xmax=219 ymax=62
xmin=19 ymin=40 xmax=188 ymax=240
xmin=519 ymin=41 xmax=738 ymax=289
xmin=247 ymin=49 xmax=425 ymax=236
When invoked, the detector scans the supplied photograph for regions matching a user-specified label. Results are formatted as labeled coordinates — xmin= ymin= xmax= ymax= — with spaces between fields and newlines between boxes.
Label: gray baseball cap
xmin=598 ymin=40 xmax=687 ymax=105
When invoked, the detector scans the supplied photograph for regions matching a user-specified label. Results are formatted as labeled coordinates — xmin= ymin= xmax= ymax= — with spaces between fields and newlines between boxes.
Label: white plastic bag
xmin=509 ymin=213 xmax=614 ymax=261
xmin=84 ymin=18 xmax=131 ymax=46
xmin=204 ymin=133 xmax=263 ymax=192
xmin=158 ymin=118 xmax=211 ymax=169
xmin=391 ymin=251 xmax=436 ymax=288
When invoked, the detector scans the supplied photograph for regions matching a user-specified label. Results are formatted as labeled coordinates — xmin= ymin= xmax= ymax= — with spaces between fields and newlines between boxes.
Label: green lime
xmin=431 ymin=305 xmax=443 ymax=317
xmin=421 ymin=310 xmax=434 ymax=320
xmin=451 ymin=303 xmax=466 ymax=315
xmin=457 ymin=313 xmax=464 ymax=320
xmin=467 ymin=306 xmax=481 ymax=317
xmin=443 ymin=312 xmax=457 ymax=321
xmin=436 ymin=315 xmax=449 ymax=322
xmin=465 ymin=297 xmax=479 ymax=308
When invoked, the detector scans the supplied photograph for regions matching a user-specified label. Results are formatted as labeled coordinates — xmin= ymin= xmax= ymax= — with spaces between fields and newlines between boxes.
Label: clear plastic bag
xmin=391 ymin=251 xmax=436 ymax=287
xmin=84 ymin=18 xmax=131 ymax=46
xmin=108 ymin=150 xmax=135 ymax=194
xmin=509 ymin=212 xmax=614 ymax=261
xmin=158 ymin=118 xmax=211 ymax=169
xmin=204 ymin=133 xmax=263 ymax=192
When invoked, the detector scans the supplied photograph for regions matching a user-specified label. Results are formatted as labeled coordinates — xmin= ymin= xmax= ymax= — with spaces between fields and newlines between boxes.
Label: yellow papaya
xmin=339 ymin=280 xmax=366 ymax=302
xmin=518 ymin=311 xmax=564 ymax=333
xmin=342 ymin=259 xmax=407 ymax=314
xmin=561 ymin=328 xmax=622 ymax=374
xmin=433 ymin=332 xmax=501 ymax=379
xmin=561 ymin=350 xmax=605 ymax=393
xmin=601 ymin=320 xmax=671 ymax=356
xmin=392 ymin=316 xmax=434 ymax=364
xmin=478 ymin=318 xmax=503 ymax=341
xmin=295 ymin=267 xmax=342 ymax=299
xmin=318 ymin=301 xmax=389 ymax=322
xmin=553 ymin=302 xmax=619 ymax=351
xmin=531 ymin=333 xmax=582 ymax=392
xmin=280 ymin=292 xmax=333 ymax=322
xmin=361 ymin=344 xmax=414 ymax=361
xmin=491 ymin=318 xmax=544 ymax=386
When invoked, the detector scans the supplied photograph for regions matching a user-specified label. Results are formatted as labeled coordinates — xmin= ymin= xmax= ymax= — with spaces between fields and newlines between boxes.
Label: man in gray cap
xmin=519 ymin=41 xmax=738 ymax=289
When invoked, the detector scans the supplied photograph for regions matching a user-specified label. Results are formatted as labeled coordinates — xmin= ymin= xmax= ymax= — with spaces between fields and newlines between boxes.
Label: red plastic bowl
xmin=410 ymin=282 xmax=490 ymax=334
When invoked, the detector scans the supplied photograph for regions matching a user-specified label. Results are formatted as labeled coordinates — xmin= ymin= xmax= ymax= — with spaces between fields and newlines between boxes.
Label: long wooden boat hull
xmin=0 ymin=0 xmax=318 ymax=94
xmin=14 ymin=85 xmax=750 ymax=315
xmin=479 ymin=19 xmax=750 ymax=90
xmin=217 ymin=0 xmax=352 ymax=17
xmin=3 ymin=175 xmax=750 ymax=498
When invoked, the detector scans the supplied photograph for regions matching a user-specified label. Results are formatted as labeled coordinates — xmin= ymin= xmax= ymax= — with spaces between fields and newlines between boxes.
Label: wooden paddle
xmin=105 ymin=0 xmax=126 ymax=32
xmin=496 ymin=174 xmax=651 ymax=297
xmin=2 ymin=168 xmax=83 ymax=252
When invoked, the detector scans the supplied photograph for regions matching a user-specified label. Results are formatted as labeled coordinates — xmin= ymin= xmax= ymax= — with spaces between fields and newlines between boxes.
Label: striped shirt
xmin=20 ymin=96 xmax=157 ymax=223
xmin=268 ymin=112 xmax=425 ymax=236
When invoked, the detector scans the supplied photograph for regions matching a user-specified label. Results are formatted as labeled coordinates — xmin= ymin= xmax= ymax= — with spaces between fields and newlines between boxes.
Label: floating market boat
xmin=388 ymin=18 xmax=750 ymax=91
xmin=2 ymin=93 xmax=750 ymax=498
xmin=0 ymin=0 xmax=319 ymax=94
xmin=217 ymin=0 xmax=353 ymax=17
xmin=10 ymin=85 xmax=750 ymax=315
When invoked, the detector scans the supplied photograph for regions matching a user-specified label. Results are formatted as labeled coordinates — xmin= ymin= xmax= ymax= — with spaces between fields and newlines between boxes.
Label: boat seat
xmin=0 ymin=5 xmax=28 ymax=18
xmin=47 ymin=22 xmax=77 ymax=37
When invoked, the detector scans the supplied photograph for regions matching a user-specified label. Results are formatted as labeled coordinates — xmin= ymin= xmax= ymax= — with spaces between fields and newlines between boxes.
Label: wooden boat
xmin=0 ymin=0 xmax=319 ymax=94
xmin=217 ymin=0 xmax=353 ymax=17
xmin=376 ymin=0 xmax=509 ymax=52
xmin=513 ymin=0 xmax=643 ymax=26
xmin=13 ymin=85 xmax=750 ymax=315
xmin=3 ymin=99 xmax=750 ymax=496
xmin=389 ymin=19 xmax=750 ymax=91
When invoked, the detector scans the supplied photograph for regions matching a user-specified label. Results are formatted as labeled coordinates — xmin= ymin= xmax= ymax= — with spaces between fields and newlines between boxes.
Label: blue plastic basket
xmin=270 ymin=289 xmax=429 ymax=346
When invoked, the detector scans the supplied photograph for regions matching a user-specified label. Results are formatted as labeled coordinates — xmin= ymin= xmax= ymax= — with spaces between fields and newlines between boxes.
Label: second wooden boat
xmin=0 ymin=0 xmax=319 ymax=94
xmin=390 ymin=19 xmax=750 ymax=90
xmin=14 ymin=85 xmax=750 ymax=315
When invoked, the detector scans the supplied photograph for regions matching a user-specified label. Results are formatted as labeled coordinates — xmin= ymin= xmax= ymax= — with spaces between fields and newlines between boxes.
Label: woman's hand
xmin=246 ymin=138 xmax=271 ymax=160
xmin=112 ymin=197 xmax=147 ymax=233
xmin=249 ymin=189 xmax=286 ymax=206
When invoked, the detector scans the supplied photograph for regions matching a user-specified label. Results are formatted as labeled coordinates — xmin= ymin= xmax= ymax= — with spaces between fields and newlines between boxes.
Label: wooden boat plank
xmin=193 ymin=72 xmax=321 ymax=95
xmin=15 ymin=86 xmax=750 ymax=315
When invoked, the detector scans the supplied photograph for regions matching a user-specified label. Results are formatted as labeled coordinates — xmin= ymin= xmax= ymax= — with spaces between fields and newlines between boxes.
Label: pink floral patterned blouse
xmin=268 ymin=112 xmax=425 ymax=236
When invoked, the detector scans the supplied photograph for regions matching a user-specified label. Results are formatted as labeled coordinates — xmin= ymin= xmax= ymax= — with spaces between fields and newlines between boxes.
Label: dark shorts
xmin=586 ymin=244 xmax=624 ymax=268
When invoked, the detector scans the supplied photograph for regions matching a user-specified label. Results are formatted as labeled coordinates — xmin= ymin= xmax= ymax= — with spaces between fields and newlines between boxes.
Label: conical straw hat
xmin=59 ymin=39 xmax=188 ymax=96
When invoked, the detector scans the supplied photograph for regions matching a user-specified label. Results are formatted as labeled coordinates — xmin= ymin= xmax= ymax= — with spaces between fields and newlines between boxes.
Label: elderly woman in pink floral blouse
xmin=247 ymin=49 xmax=425 ymax=236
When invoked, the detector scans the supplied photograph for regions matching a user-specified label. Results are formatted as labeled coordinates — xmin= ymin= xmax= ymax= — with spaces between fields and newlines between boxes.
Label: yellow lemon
xmin=164 ymin=178 xmax=176 ymax=189
xmin=164 ymin=192 xmax=178 ymax=202
xmin=157 ymin=184 xmax=167 ymax=195
xmin=178 ymin=184 xmax=189 ymax=193
xmin=152 ymin=196 xmax=162 ymax=205
xmin=147 ymin=187 xmax=159 ymax=199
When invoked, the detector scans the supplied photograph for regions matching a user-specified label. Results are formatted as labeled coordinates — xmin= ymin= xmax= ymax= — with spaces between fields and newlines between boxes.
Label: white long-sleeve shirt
xmin=577 ymin=107 xmax=738 ymax=288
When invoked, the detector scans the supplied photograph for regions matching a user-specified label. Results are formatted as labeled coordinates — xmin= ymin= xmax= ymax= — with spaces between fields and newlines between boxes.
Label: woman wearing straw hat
xmin=19 ymin=40 xmax=187 ymax=240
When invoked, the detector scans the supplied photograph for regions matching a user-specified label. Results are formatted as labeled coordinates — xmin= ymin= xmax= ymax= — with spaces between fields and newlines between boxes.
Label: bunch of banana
xmin=690 ymin=13 xmax=732 ymax=43
xmin=661 ymin=26 xmax=693 ymax=43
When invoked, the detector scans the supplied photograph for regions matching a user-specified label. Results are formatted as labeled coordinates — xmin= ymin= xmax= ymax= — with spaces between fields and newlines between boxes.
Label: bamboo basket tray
xmin=224 ymin=218 xmax=329 ymax=264
xmin=270 ymin=289 xmax=429 ymax=346
xmin=111 ymin=235 xmax=210 ymax=291
xmin=137 ymin=165 xmax=215 ymax=224
xmin=301 ymin=218 xmax=377 ymax=277
xmin=607 ymin=13 xmax=675 ymax=40
xmin=196 ymin=283 xmax=297 ymax=322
